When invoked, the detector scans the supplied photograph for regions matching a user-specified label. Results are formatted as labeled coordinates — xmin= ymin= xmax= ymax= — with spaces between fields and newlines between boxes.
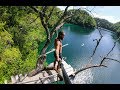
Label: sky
xmin=57 ymin=6 xmax=120 ymax=24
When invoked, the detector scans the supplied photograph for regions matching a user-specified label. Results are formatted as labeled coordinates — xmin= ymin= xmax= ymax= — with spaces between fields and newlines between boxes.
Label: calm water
xmin=46 ymin=24 xmax=120 ymax=84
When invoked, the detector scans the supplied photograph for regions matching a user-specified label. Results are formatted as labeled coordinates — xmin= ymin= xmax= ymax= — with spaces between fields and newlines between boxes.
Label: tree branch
xmin=39 ymin=12 xmax=50 ymax=41
xmin=106 ymin=42 xmax=116 ymax=57
xmin=29 ymin=6 xmax=39 ymax=13
xmin=81 ymin=6 xmax=96 ymax=19
xmin=105 ymin=58 xmax=120 ymax=63
xmin=91 ymin=29 xmax=103 ymax=57
xmin=42 ymin=6 xmax=48 ymax=13
xmin=72 ymin=7 xmax=120 ymax=80
xmin=74 ymin=30 xmax=120 ymax=77
xmin=100 ymin=36 xmax=120 ymax=65
xmin=50 ymin=6 xmax=70 ymax=38
xmin=30 ymin=6 xmax=51 ymax=53
xmin=50 ymin=22 xmax=65 ymax=37
xmin=30 ymin=6 xmax=49 ymax=33
xmin=46 ymin=6 xmax=55 ymax=23
xmin=42 ymin=6 xmax=50 ymax=24
xmin=74 ymin=64 xmax=107 ymax=76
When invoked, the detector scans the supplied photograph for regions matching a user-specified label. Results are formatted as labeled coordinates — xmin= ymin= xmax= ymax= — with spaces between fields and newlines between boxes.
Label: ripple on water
xmin=72 ymin=68 xmax=93 ymax=84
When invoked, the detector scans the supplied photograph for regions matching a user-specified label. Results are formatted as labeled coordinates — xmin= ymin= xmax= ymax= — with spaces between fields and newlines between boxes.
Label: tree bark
xmin=36 ymin=22 xmax=65 ymax=70
xmin=29 ymin=6 xmax=72 ymax=75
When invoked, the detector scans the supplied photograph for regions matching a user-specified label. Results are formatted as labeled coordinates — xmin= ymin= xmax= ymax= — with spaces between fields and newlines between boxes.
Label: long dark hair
xmin=58 ymin=31 xmax=64 ymax=39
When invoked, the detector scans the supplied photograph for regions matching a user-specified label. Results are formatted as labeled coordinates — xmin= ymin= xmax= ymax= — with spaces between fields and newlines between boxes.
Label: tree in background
xmin=0 ymin=6 xmax=46 ymax=83
xmin=66 ymin=9 xmax=96 ymax=28
xmin=30 ymin=6 xmax=72 ymax=73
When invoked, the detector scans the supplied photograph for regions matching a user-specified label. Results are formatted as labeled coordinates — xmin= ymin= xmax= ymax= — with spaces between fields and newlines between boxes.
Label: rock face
xmin=6 ymin=59 xmax=75 ymax=84
xmin=8 ymin=62 xmax=61 ymax=84
xmin=8 ymin=70 xmax=60 ymax=84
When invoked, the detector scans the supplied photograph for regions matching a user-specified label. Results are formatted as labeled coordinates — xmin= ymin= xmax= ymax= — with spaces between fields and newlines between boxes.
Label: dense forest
xmin=0 ymin=6 xmax=120 ymax=83
xmin=94 ymin=17 xmax=120 ymax=35
xmin=112 ymin=22 xmax=120 ymax=34
xmin=94 ymin=18 xmax=113 ymax=30
xmin=0 ymin=6 xmax=47 ymax=83
xmin=65 ymin=9 xmax=96 ymax=28
xmin=0 ymin=6 xmax=97 ymax=83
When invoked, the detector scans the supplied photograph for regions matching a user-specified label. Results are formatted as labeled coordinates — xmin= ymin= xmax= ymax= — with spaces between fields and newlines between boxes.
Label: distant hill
xmin=112 ymin=22 xmax=120 ymax=33
xmin=94 ymin=18 xmax=113 ymax=30
xmin=65 ymin=9 xmax=96 ymax=29
xmin=94 ymin=17 xmax=120 ymax=35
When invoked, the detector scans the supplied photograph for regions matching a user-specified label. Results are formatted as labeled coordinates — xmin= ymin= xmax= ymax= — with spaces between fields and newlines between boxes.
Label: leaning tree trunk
xmin=28 ymin=6 xmax=70 ymax=76
xmin=36 ymin=22 xmax=66 ymax=70
xmin=36 ymin=39 xmax=50 ymax=71
xmin=27 ymin=40 xmax=50 ymax=77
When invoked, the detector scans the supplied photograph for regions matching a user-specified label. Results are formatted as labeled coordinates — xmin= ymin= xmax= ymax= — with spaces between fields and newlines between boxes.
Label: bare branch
xmin=55 ymin=22 xmax=65 ymax=31
xmin=42 ymin=6 xmax=50 ymax=24
xmin=30 ymin=6 xmax=49 ymax=36
xmin=50 ymin=6 xmax=70 ymax=38
xmin=32 ymin=7 xmax=49 ymax=41
xmin=30 ymin=6 xmax=51 ymax=59
xmin=74 ymin=64 xmax=107 ymax=76
xmin=30 ymin=6 xmax=48 ymax=29
xmin=30 ymin=6 xmax=39 ymax=13
xmin=74 ymin=29 xmax=120 ymax=77
xmin=90 ymin=6 xmax=95 ymax=12
xmin=64 ymin=6 xmax=69 ymax=15
xmin=42 ymin=6 xmax=48 ymax=13
xmin=106 ymin=42 xmax=116 ymax=57
xmin=73 ymin=7 xmax=120 ymax=79
xmin=100 ymin=57 xmax=106 ymax=65
xmin=82 ymin=7 xmax=96 ymax=19
xmin=98 ymin=29 xmax=103 ymax=37
xmin=100 ymin=36 xmax=120 ymax=65
xmin=46 ymin=6 xmax=56 ymax=23
xmin=50 ymin=22 xmax=65 ymax=37
xmin=105 ymin=58 xmax=120 ymax=63
xmin=91 ymin=29 xmax=103 ymax=57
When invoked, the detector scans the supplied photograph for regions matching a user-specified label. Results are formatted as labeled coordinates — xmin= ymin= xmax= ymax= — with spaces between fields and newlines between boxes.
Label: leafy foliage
xmin=0 ymin=28 xmax=23 ymax=83
xmin=0 ymin=6 xmax=46 ymax=83
xmin=1 ymin=6 xmax=116 ymax=83
xmin=66 ymin=9 xmax=96 ymax=28
xmin=94 ymin=18 xmax=113 ymax=30
xmin=94 ymin=17 xmax=120 ymax=35
xmin=112 ymin=22 xmax=120 ymax=33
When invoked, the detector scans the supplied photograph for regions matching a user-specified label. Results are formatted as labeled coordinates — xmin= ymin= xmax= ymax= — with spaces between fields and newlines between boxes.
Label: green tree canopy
xmin=65 ymin=9 xmax=96 ymax=28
